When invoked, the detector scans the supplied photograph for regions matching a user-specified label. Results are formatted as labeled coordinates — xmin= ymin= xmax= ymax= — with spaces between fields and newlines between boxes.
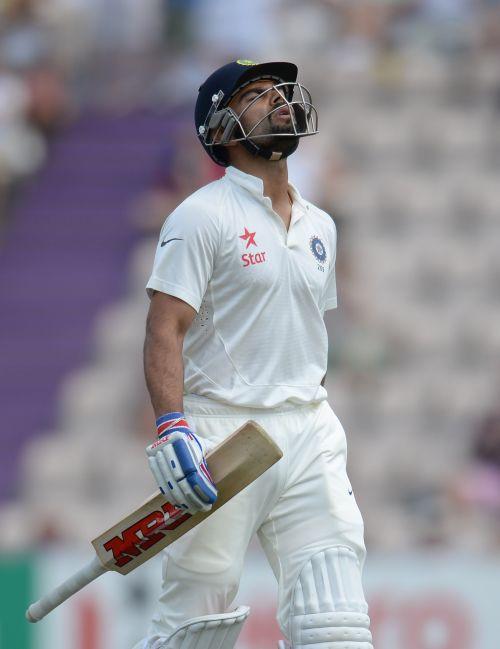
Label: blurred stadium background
xmin=0 ymin=0 xmax=499 ymax=647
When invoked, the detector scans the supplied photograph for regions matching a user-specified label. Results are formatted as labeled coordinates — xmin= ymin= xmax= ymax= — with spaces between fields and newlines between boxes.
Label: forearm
xmin=144 ymin=322 xmax=185 ymax=418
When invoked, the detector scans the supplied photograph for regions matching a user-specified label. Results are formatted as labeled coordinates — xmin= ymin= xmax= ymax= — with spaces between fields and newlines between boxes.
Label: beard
xmin=247 ymin=113 xmax=299 ymax=157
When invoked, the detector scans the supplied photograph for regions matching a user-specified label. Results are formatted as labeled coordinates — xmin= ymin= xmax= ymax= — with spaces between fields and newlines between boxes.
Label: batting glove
xmin=146 ymin=412 xmax=217 ymax=514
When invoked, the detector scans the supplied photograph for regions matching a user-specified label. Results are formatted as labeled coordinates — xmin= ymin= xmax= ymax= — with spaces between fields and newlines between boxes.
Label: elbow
xmin=144 ymin=293 xmax=195 ymax=359
xmin=144 ymin=307 xmax=185 ymax=354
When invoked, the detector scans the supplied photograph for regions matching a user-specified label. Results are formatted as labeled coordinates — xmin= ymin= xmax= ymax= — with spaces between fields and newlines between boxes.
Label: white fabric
xmin=134 ymin=396 xmax=367 ymax=647
xmin=290 ymin=547 xmax=373 ymax=649
xmin=133 ymin=605 xmax=249 ymax=649
xmin=146 ymin=165 xmax=338 ymax=409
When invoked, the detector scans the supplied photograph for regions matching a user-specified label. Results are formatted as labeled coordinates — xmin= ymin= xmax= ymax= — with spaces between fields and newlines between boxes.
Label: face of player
xmin=228 ymin=79 xmax=299 ymax=156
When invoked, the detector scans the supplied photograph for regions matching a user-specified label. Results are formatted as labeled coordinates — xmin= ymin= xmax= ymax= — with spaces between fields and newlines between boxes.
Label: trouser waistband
xmin=183 ymin=393 xmax=324 ymax=417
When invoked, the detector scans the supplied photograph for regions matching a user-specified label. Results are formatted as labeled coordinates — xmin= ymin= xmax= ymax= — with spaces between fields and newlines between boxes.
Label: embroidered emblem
xmin=309 ymin=236 xmax=327 ymax=264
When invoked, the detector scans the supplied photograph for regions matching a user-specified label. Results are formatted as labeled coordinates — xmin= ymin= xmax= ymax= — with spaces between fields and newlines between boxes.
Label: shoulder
xmin=175 ymin=178 xmax=226 ymax=218
xmin=160 ymin=178 xmax=226 ymax=235
xmin=186 ymin=176 xmax=227 ymax=204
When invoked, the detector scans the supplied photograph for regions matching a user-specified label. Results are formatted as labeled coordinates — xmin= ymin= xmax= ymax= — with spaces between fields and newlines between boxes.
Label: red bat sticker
xmin=103 ymin=502 xmax=191 ymax=568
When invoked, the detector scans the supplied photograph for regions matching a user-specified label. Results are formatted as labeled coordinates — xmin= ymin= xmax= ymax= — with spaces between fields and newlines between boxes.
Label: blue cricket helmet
xmin=194 ymin=59 xmax=317 ymax=166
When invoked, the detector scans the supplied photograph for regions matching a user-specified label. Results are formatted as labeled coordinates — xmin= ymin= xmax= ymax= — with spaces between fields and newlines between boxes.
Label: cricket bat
xmin=26 ymin=421 xmax=282 ymax=623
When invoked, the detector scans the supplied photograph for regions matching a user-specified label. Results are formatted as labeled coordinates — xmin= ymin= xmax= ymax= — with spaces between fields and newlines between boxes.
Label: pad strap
xmin=293 ymin=611 xmax=372 ymax=648
xmin=154 ymin=606 xmax=250 ymax=649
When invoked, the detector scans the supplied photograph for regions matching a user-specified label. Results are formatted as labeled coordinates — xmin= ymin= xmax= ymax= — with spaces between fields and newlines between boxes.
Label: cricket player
xmin=136 ymin=60 xmax=373 ymax=649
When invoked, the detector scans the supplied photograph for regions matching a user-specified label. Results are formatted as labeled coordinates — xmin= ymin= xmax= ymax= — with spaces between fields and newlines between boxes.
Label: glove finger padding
xmin=149 ymin=452 xmax=191 ymax=511
xmin=172 ymin=437 xmax=217 ymax=509
xmin=146 ymin=429 xmax=217 ymax=515
xmin=177 ymin=477 xmax=211 ymax=513
xmin=162 ymin=437 xmax=188 ymax=482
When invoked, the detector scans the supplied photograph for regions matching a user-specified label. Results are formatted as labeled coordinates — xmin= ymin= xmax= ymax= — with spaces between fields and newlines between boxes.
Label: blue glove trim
xmin=172 ymin=438 xmax=197 ymax=476
xmin=156 ymin=411 xmax=185 ymax=427
xmin=172 ymin=438 xmax=217 ymax=505
xmin=185 ymin=471 xmax=218 ymax=504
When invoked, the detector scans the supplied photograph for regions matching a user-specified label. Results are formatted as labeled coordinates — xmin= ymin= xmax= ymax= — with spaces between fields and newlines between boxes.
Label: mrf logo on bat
xmin=103 ymin=502 xmax=191 ymax=568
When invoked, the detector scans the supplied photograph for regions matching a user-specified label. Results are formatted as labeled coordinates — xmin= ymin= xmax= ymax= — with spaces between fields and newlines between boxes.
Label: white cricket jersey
xmin=146 ymin=165 xmax=338 ymax=408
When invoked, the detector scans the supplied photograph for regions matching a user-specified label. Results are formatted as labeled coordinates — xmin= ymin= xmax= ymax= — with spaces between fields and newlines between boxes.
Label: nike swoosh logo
xmin=161 ymin=237 xmax=183 ymax=247
xmin=348 ymin=489 xmax=353 ymax=495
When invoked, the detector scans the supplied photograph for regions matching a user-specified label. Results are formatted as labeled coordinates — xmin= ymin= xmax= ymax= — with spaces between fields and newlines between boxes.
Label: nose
xmin=269 ymin=86 xmax=284 ymax=106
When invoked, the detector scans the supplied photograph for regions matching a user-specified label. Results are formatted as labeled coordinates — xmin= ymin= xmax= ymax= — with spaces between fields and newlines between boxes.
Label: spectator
xmin=453 ymin=409 xmax=500 ymax=514
xmin=0 ymin=60 xmax=46 ymax=225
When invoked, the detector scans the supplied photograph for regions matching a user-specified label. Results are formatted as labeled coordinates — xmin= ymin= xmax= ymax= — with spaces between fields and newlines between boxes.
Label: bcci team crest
xmin=309 ymin=236 xmax=327 ymax=264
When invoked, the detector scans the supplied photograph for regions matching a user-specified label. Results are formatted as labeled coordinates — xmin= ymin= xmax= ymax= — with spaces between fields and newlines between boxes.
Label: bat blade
xmin=26 ymin=420 xmax=282 ymax=622
xmin=93 ymin=420 xmax=282 ymax=574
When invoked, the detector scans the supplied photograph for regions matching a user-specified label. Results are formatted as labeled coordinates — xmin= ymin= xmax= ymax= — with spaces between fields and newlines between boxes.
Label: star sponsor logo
xmin=239 ymin=227 xmax=257 ymax=249
xmin=242 ymin=251 xmax=267 ymax=267
xmin=238 ymin=227 xmax=267 ymax=267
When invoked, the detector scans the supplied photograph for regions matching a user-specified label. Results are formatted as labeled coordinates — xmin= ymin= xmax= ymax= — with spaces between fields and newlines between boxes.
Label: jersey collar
xmin=225 ymin=166 xmax=307 ymax=213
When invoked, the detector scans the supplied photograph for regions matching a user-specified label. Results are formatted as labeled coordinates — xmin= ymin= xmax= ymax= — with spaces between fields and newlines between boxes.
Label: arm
xmin=144 ymin=291 xmax=216 ymax=512
xmin=144 ymin=291 xmax=196 ymax=417
xmin=321 ymin=296 xmax=337 ymax=388
xmin=144 ymin=203 xmax=220 ymax=512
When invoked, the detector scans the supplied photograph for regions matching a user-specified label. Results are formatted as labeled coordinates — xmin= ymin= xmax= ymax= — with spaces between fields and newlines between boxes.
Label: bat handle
xmin=25 ymin=555 xmax=106 ymax=623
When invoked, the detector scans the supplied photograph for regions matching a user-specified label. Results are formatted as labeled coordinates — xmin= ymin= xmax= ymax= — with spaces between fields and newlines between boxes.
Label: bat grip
xmin=25 ymin=555 xmax=106 ymax=623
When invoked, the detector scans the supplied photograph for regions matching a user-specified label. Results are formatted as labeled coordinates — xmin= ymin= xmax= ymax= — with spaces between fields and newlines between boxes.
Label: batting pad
xmin=145 ymin=606 xmax=250 ymax=649
xmin=290 ymin=547 xmax=373 ymax=649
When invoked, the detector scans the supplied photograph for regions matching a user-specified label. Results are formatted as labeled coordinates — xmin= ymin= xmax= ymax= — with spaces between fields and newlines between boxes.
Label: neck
xmin=229 ymin=148 xmax=290 ymax=207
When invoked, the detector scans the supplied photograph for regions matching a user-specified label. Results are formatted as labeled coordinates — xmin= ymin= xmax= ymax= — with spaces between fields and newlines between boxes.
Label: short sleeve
xmin=323 ymin=219 xmax=338 ymax=311
xmin=146 ymin=201 xmax=220 ymax=312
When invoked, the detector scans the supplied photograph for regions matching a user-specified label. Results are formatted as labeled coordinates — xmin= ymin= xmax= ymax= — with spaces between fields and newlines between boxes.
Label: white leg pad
xmin=290 ymin=547 xmax=373 ymax=649
xmin=147 ymin=606 xmax=250 ymax=649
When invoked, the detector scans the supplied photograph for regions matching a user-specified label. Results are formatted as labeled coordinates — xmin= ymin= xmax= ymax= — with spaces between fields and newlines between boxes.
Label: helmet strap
xmin=240 ymin=137 xmax=299 ymax=162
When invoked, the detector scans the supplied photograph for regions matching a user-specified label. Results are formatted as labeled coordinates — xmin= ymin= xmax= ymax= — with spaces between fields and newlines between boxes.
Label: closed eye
xmin=243 ymin=91 xmax=261 ymax=102
xmin=241 ymin=87 xmax=271 ymax=102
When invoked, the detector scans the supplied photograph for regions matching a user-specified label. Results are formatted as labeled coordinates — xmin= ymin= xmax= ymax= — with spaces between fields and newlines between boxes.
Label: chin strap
xmin=240 ymin=137 xmax=299 ymax=162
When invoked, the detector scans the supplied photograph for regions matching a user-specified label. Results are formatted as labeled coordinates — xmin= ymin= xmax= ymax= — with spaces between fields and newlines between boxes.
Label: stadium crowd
xmin=1 ymin=0 xmax=500 ymax=553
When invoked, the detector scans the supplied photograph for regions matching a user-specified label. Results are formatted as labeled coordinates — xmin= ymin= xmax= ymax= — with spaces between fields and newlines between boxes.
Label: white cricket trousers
xmin=138 ymin=395 xmax=367 ymax=645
